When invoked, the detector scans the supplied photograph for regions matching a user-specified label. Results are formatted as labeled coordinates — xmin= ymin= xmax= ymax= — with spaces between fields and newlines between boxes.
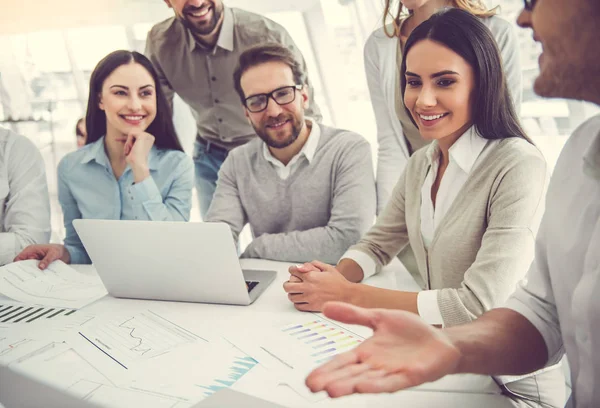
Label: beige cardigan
xmin=351 ymin=137 xmax=547 ymax=327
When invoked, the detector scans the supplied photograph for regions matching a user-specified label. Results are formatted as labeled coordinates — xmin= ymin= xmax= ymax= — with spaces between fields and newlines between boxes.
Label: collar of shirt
xmin=187 ymin=6 xmax=234 ymax=54
xmin=583 ymin=125 xmax=600 ymax=180
xmin=262 ymin=119 xmax=320 ymax=169
xmin=80 ymin=136 xmax=160 ymax=171
xmin=424 ymin=126 xmax=489 ymax=175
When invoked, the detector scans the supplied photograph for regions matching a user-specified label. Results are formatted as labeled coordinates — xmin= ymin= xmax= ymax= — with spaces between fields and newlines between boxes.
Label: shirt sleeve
xmin=417 ymin=290 xmax=444 ymax=326
xmin=0 ymin=135 xmax=51 ymax=265
xmin=504 ymin=217 xmax=564 ymax=366
xmin=58 ymin=159 xmax=90 ymax=265
xmin=340 ymin=249 xmax=378 ymax=280
xmin=128 ymin=155 xmax=194 ymax=222
xmin=363 ymin=33 xmax=408 ymax=214
xmin=346 ymin=166 xmax=410 ymax=276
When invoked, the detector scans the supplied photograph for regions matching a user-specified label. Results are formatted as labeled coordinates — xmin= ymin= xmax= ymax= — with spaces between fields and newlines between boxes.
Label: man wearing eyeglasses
xmin=304 ymin=1 xmax=600 ymax=407
xmin=204 ymin=43 xmax=375 ymax=264
xmin=146 ymin=0 xmax=322 ymax=219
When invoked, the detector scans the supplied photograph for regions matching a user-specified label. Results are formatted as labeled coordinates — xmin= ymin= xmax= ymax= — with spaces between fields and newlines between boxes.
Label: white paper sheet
xmin=13 ymin=346 xmax=192 ymax=408
xmin=0 ymin=260 xmax=107 ymax=309
xmin=128 ymin=339 xmax=263 ymax=402
xmin=69 ymin=310 xmax=209 ymax=384
xmin=0 ymin=326 xmax=65 ymax=366
xmin=226 ymin=315 xmax=364 ymax=402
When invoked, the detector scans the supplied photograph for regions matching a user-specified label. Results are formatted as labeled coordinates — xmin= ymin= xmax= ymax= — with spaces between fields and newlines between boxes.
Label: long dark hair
xmin=85 ymin=50 xmax=183 ymax=151
xmin=400 ymin=8 xmax=530 ymax=143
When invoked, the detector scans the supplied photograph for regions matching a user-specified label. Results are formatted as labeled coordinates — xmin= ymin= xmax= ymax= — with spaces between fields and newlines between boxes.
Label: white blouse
xmin=418 ymin=128 xmax=499 ymax=325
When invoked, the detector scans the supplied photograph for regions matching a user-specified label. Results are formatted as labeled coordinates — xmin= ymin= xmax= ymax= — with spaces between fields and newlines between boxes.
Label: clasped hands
xmin=283 ymin=260 xmax=353 ymax=312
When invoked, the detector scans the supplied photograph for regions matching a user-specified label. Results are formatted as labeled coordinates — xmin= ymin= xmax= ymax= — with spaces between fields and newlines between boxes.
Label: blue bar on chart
xmin=196 ymin=355 xmax=258 ymax=396
xmin=281 ymin=320 xmax=363 ymax=365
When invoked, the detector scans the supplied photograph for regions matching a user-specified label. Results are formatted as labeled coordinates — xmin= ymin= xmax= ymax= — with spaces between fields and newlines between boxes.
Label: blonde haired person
xmin=368 ymin=0 xmax=522 ymax=213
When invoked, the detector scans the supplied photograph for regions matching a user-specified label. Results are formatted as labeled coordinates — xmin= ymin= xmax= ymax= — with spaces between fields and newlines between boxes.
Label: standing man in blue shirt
xmin=145 ymin=0 xmax=322 ymax=218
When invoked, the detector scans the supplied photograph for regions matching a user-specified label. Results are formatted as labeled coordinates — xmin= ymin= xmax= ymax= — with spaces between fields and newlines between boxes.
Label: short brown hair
xmin=233 ymin=43 xmax=306 ymax=103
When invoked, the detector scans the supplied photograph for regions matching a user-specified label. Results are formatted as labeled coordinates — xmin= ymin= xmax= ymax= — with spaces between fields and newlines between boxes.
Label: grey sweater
xmin=350 ymin=137 xmax=547 ymax=327
xmin=206 ymin=123 xmax=376 ymax=264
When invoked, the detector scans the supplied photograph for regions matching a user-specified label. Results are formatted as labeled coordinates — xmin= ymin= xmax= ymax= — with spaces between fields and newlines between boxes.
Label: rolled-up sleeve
xmin=505 ymin=218 xmax=564 ymax=366
xmin=0 ymin=134 xmax=50 ymax=265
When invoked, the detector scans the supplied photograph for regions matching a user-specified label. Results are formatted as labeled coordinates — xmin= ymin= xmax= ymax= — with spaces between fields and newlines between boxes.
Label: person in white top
xmin=367 ymin=0 xmax=522 ymax=213
xmin=305 ymin=1 xmax=600 ymax=407
xmin=286 ymin=9 xmax=564 ymax=406
xmin=0 ymin=127 xmax=51 ymax=265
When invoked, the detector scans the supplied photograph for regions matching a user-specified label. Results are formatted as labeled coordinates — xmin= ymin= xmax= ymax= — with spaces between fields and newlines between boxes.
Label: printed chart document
xmin=128 ymin=340 xmax=263 ymax=402
xmin=0 ymin=311 xmax=96 ymax=366
xmin=13 ymin=345 xmax=191 ymax=408
xmin=0 ymin=327 xmax=63 ymax=366
xmin=0 ymin=260 xmax=107 ymax=309
xmin=227 ymin=315 xmax=364 ymax=401
xmin=69 ymin=310 xmax=209 ymax=384
xmin=0 ymin=301 xmax=89 ymax=325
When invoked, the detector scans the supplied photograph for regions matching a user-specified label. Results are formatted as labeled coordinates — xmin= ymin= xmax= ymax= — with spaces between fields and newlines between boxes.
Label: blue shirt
xmin=58 ymin=137 xmax=194 ymax=264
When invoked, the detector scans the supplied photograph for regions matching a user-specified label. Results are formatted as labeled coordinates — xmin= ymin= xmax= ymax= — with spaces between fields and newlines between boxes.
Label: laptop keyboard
xmin=246 ymin=281 xmax=259 ymax=293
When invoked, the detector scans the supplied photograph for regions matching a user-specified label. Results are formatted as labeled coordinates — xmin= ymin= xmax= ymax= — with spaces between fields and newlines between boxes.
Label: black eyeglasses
xmin=523 ymin=0 xmax=536 ymax=10
xmin=243 ymin=85 xmax=303 ymax=113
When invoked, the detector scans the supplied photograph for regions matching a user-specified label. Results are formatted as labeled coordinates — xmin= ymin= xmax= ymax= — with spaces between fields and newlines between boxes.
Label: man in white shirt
xmin=0 ymin=127 xmax=51 ymax=265
xmin=305 ymin=1 xmax=600 ymax=407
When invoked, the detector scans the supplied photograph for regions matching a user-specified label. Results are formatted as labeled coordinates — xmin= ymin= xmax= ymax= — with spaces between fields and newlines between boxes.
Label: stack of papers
xmin=0 ymin=260 xmax=107 ymax=309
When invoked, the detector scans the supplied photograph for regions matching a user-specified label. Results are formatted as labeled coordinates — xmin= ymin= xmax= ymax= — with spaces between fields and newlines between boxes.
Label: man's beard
xmin=254 ymin=114 xmax=304 ymax=149
xmin=180 ymin=3 xmax=223 ymax=36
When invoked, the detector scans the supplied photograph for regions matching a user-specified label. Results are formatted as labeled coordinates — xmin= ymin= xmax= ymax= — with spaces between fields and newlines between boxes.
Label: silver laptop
xmin=73 ymin=220 xmax=276 ymax=305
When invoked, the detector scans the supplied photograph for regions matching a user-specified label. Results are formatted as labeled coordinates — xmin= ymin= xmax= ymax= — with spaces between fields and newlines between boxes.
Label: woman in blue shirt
xmin=16 ymin=50 xmax=193 ymax=267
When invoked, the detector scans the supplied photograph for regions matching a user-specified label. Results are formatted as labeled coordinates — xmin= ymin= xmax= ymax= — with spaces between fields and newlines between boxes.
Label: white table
xmin=3 ymin=258 xmax=511 ymax=408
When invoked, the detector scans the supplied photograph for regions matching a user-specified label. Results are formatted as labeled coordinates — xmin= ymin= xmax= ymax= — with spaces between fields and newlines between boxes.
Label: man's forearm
xmin=447 ymin=308 xmax=549 ymax=376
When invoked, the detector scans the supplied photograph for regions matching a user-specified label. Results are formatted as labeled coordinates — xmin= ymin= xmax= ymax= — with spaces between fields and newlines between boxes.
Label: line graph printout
xmin=14 ymin=346 xmax=191 ymax=408
xmin=0 ymin=260 xmax=107 ymax=309
xmin=71 ymin=310 xmax=207 ymax=384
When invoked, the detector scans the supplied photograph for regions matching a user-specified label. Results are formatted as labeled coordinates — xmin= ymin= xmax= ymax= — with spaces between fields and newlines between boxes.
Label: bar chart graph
xmin=281 ymin=319 xmax=363 ymax=365
xmin=196 ymin=355 xmax=258 ymax=396
xmin=0 ymin=303 xmax=77 ymax=324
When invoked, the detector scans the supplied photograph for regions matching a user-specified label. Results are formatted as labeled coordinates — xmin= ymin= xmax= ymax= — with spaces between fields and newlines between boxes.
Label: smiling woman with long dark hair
xmin=367 ymin=0 xmax=521 ymax=214
xmin=16 ymin=50 xmax=193 ymax=266
xmin=285 ymin=9 xmax=564 ymax=407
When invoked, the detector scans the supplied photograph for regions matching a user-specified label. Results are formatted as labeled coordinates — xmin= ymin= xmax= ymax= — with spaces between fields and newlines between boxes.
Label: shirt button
xmin=218 ymin=118 xmax=223 ymax=123
xmin=211 ymin=76 xmax=217 ymax=81
xmin=214 ymin=99 xmax=219 ymax=103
